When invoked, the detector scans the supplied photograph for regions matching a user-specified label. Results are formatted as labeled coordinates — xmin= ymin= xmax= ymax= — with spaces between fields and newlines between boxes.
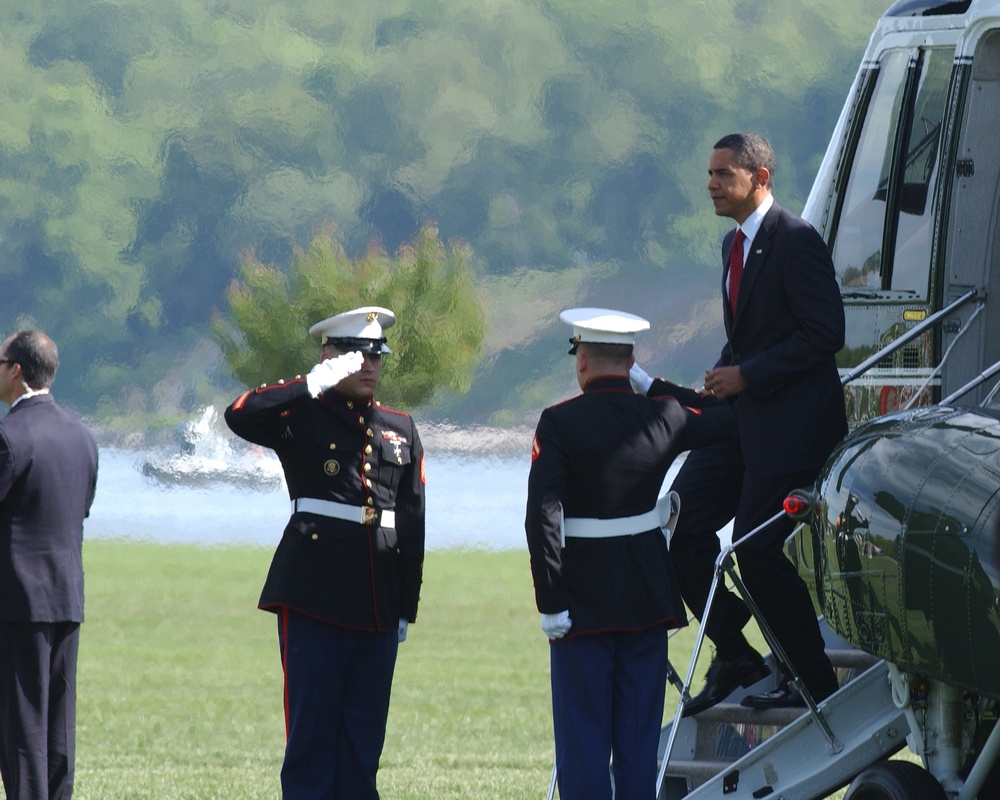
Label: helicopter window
xmin=831 ymin=46 xmax=955 ymax=298
xmin=890 ymin=47 xmax=951 ymax=294
xmin=831 ymin=50 xmax=909 ymax=291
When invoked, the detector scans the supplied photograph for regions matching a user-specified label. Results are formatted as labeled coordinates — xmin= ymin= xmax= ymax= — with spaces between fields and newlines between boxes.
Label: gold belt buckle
xmin=360 ymin=507 xmax=378 ymax=525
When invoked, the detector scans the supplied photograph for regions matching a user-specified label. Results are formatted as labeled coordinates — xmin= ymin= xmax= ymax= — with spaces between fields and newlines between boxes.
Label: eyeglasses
xmin=0 ymin=359 xmax=14 ymax=367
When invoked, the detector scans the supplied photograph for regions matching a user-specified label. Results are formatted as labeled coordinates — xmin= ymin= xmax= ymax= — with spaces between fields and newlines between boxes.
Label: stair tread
xmin=826 ymin=648 xmax=880 ymax=668
xmin=688 ymin=701 xmax=808 ymax=726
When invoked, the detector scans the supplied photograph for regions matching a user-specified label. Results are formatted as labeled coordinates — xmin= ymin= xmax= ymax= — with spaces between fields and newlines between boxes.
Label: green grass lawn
xmin=76 ymin=540 xmax=859 ymax=799
xmin=77 ymin=542 xmax=559 ymax=799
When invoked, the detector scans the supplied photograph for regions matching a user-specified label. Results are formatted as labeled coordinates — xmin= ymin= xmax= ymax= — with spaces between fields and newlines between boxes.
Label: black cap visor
xmin=324 ymin=336 xmax=387 ymax=355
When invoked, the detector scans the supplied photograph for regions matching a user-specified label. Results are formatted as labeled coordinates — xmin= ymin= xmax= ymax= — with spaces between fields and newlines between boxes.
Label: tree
xmin=212 ymin=224 xmax=485 ymax=410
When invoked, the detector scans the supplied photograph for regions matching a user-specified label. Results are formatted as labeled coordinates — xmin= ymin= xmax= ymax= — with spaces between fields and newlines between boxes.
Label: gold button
xmin=363 ymin=463 xmax=372 ymax=473
xmin=347 ymin=401 xmax=354 ymax=409
xmin=367 ymin=428 xmax=374 ymax=438
xmin=311 ymin=533 xmax=319 ymax=541
xmin=366 ymin=498 xmax=374 ymax=506
xmin=358 ymin=415 xmax=365 ymax=425
xmin=278 ymin=379 xmax=285 ymax=384
xmin=365 ymin=444 xmax=373 ymax=455
xmin=365 ymin=479 xmax=372 ymax=488
xmin=330 ymin=443 xmax=337 ymax=450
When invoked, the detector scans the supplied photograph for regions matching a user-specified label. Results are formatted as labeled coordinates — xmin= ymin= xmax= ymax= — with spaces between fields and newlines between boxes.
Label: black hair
xmin=5 ymin=330 xmax=59 ymax=389
xmin=713 ymin=132 xmax=776 ymax=187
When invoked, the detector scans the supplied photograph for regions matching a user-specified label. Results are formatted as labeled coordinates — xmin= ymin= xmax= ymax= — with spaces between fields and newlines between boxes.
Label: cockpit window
xmin=891 ymin=48 xmax=951 ymax=293
xmin=833 ymin=50 xmax=909 ymax=290
xmin=831 ymin=46 xmax=955 ymax=298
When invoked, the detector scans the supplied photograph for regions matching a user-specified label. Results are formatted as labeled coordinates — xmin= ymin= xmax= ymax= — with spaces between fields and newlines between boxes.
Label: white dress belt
xmin=562 ymin=508 xmax=660 ymax=539
xmin=291 ymin=497 xmax=396 ymax=529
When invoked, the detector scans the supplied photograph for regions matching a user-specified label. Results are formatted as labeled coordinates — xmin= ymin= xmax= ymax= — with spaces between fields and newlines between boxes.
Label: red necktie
xmin=728 ymin=227 xmax=745 ymax=316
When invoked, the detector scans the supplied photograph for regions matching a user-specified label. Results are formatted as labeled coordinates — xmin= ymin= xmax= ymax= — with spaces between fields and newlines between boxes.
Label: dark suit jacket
xmin=525 ymin=376 xmax=737 ymax=635
xmin=0 ymin=394 xmax=99 ymax=623
xmin=720 ymin=201 xmax=847 ymax=476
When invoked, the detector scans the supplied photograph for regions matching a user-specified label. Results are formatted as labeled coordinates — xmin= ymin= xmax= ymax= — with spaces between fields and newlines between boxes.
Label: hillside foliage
xmin=213 ymin=224 xmax=484 ymax=409
xmin=0 ymin=0 xmax=888 ymax=422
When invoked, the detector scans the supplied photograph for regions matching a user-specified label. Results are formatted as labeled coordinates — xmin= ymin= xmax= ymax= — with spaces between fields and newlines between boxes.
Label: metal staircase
xmin=656 ymin=628 xmax=908 ymax=799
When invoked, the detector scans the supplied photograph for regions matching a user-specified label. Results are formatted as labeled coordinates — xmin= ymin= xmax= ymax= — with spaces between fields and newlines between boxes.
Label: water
xmin=87 ymin=412 xmax=704 ymax=550
xmin=88 ymin=447 xmax=533 ymax=550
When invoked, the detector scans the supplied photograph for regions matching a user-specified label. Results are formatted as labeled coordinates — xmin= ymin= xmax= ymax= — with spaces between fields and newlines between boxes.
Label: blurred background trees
xmin=0 ymin=0 xmax=887 ymax=425
xmin=212 ymin=224 xmax=484 ymax=410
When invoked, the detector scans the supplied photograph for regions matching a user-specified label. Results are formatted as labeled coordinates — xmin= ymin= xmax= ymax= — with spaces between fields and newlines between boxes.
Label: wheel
xmin=844 ymin=761 xmax=947 ymax=799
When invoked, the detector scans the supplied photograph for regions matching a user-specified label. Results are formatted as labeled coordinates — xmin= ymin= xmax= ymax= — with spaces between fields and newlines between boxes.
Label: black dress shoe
xmin=683 ymin=649 xmax=769 ymax=717
xmin=740 ymin=684 xmax=806 ymax=709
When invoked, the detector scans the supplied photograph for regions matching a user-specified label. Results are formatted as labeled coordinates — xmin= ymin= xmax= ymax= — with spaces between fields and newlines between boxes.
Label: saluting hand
xmin=305 ymin=351 xmax=364 ymax=397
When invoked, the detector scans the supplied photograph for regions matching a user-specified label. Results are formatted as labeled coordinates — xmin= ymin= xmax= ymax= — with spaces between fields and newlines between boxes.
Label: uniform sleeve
xmin=396 ymin=419 xmax=426 ymax=622
xmin=646 ymin=387 xmax=739 ymax=453
xmin=674 ymin=401 xmax=739 ymax=451
xmin=223 ymin=378 xmax=312 ymax=449
xmin=524 ymin=409 xmax=570 ymax=613
xmin=648 ymin=377 xmax=716 ymax=409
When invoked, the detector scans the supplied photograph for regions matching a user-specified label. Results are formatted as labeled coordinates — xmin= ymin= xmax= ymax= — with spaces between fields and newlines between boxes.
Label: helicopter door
xmin=939 ymin=29 xmax=1000 ymax=408
xmin=826 ymin=44 xmax=955 ymax=422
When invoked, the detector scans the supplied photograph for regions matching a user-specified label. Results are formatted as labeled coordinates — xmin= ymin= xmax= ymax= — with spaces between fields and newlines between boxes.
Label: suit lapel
xmin=730 ymin=203 xmax=780 ymax=326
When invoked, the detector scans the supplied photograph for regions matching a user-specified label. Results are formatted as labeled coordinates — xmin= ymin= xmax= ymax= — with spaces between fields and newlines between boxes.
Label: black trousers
xmin=277 ymin=607 xmax=399 ymax=800
xmin=0 ymin=621 xmax=80 ymax=800
xmin=669 ymin=440 xmax=838 ymax=700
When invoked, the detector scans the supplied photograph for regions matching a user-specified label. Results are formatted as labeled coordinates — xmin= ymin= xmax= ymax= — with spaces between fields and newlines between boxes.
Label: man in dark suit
xmin=225 ymin=306 xmax=424 ymax=800
xmin=0 ymin=330 xmax=99 ymax=800
xmin=526 ymin=308 xmax=737 ymax=800
xmin=634 ymin=132 xmax=846 ymax=712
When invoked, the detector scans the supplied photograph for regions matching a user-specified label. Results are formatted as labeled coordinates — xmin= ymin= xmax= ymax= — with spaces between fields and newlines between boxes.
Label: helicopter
xmin=642 ymin=1 xmax=1000 ymax=798
xmin=790 ymin=0 xmax=1000 ymax=795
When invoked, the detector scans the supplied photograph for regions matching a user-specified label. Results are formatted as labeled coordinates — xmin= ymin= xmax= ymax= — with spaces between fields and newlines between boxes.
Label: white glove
xmin=540 ymin=610 xmax=572 ymax=640
xmin=630 ymin=362 xmax=654 ymax=394
xmin=657 ymin=490 xmax=681 ymax=548
xmin=305 ymin=351 xmax=364 ymax=397
xmin=398 ymin=619 xmax=408 ymax=643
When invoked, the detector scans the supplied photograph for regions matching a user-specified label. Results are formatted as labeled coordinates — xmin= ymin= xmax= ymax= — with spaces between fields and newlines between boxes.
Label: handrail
xmin=840 ymin=287 xmax=981 ymax=386
xmin=655 ymin=510 xmax=842 ymax=797
xmin=905 ymin=302 xmax=985 ymax=409
xmin=940 ymin=357 xmax=1000 ymax=405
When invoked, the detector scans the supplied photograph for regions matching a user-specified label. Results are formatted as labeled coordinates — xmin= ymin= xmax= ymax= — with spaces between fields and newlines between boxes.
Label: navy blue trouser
xmin=550 ymin=627 xmax=668 ymax=800
xmin=277 ymin=608 xmax=398 ymax=800
xmin=0 ymin=621 xmax=79 ymax=800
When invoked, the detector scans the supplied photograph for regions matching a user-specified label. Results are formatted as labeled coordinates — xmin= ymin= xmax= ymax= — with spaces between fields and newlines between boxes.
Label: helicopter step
xmin=657 ymin=631 xmax=903 ymax=799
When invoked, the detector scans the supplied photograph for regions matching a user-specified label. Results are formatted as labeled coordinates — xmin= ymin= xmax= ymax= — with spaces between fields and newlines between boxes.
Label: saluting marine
xmin=525 ymin=308 xmax=738 ymax=800
xmin=225 ymin=306 xmax=425 ymax=800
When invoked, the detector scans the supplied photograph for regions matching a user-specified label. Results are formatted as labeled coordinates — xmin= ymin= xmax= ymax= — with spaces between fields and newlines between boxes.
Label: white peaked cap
xmin=559 ymin=307 xmax=650 ymax=349
xmin=308 ymin=306 xmax=396 ymax=353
